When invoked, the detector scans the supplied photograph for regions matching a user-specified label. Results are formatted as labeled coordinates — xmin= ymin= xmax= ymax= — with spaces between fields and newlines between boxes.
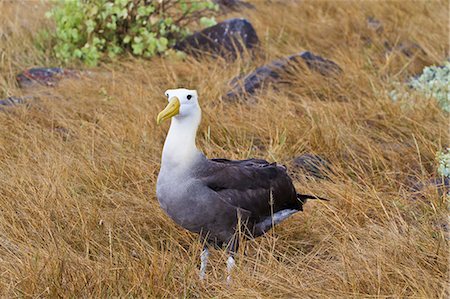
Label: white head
xmin=157 ymin=88 xmax=201 ymax=125
xmin=157 ymin=88 xmax=203 ymax=169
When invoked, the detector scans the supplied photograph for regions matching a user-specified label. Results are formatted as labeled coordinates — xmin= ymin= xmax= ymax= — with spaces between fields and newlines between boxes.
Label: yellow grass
xmin=0 ymin=0 xmax=449 ymax=297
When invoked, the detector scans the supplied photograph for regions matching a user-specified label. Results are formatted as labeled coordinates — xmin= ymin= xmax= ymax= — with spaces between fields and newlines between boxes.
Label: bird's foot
xmin=199 ymin=248 xmax=209 ymax=280
xmin=226 ymin=256 xmax=235 ymax=285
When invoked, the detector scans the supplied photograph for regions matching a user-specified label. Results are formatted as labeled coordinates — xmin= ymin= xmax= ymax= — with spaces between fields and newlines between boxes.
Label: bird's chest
xmin=156 ymin=176 xmax=207 ymax=230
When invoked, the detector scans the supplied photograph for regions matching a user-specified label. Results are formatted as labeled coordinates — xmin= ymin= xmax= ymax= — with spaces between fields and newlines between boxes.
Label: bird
xmin=156 ymin=88 xmax=328 ymax=281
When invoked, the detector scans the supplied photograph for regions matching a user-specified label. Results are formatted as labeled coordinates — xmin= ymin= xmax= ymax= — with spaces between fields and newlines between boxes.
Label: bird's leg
xmin=226 ymin=254 xmax=235 ymax=284
xmin=199 ymin=246 xmax=209 ymax=280
xmin=226 ymin=236 xmax=238 ymax=284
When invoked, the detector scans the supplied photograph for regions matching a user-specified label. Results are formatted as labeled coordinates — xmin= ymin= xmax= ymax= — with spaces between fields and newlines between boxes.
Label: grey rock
xmin=396 ymin=41 xmax=425 ymax=58
xmin=17 ymin=67 xmax=77 ymax=88
xmin=0 ymin=96 xmax=32 ymax=107
xmin=367 ymin=17 xmax=383 ymax=34
xmin=412 ymin=177 xmax=450 ymax=198
xmin=224 ymin=51 xmax=341 ymax=101
xmin=53 ymin=126 xmax=71 ymax=141
xmin=214 ymin=0 xmax=255 ymax=11
xmin=291 ymin=154 xmax=332 ymax=179
xmin=299 ymin=51 xmax=342 ymax=76
xmin=361 ymin=17 xmax=383 ymax=46
xmin=384 ymin=40 xmax=425 ymax=58
xmin=174 ymin=18 xmax=259 ymax=60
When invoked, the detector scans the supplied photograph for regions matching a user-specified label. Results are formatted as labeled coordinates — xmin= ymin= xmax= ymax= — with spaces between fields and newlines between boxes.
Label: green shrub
xmin=47 ymin=0 xmax=218 ymax=66
xmin=409 ymin=62 xmax=450 ymax=112
xmin=437 ymin=148 xmax=450 ymax=178
xmin=390 ymin=62 xmax=450 ymax=112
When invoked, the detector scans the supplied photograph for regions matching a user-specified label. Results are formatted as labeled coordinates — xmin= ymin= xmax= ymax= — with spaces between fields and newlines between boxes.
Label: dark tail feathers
xmin=297 ymin=193 xmax=329 ymax=204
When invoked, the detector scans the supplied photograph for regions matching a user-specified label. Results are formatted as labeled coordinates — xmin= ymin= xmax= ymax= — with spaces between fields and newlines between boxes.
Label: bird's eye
xmin=165 ymin=93 xmax=169 ymax=98
xmin=187 ymin=95 xmax=192 ymax=100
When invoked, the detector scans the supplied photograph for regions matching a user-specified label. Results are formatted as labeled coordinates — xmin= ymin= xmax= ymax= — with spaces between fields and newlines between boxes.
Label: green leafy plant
xmin=47 ymin=0 xmax=218 ymax=66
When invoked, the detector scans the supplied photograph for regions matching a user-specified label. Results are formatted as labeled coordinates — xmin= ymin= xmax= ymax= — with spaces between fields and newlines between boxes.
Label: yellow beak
xmin=157 ymin=97 xmax=180 ymax=125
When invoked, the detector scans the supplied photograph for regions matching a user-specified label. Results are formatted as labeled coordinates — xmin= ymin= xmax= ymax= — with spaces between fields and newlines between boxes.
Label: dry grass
xmin=0 ymin=0 xmax=449 ymax=298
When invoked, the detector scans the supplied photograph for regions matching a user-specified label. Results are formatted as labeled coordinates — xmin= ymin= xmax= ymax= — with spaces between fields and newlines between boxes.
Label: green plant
xmin=436 ymin=148 xmax=450 ymax=199
xmin=437 ymin=148 xmax=450 ymax=178
xmin=47 ymin=0 xmax=218 ymax=66
xmin=409 ymin=62 xmax=450 ymax=112
xmin=390 ymin=62 xmax=450 ymax=112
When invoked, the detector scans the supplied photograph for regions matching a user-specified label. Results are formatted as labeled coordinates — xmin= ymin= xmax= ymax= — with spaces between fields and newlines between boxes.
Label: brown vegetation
xmin=0 ymin=0 xmax=448 ymax=297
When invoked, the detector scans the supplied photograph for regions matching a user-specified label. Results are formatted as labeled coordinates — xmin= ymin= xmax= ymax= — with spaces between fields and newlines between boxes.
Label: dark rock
xmin=224 ymin=51 xmax=341 ymax=101
xmin=0 ymin=96 xmax=29 ymax=106
xmin=362 ymin=17 xmax=425 ymax=61
xmin=214 ymin=0 xmax=255 ymax=12
xmin=361 ymin=17 xmax=383 ymax=46
xmin=299 ymin=51 xmax=342 ymax=76
xmin=383 ymin=40 xmax=425 ymax=58
xmin=291 ymin=154 xmax=332 ymax=179
xmin=367 ymin=17 xmax=383 ymax=34
xmin=17 ymin=67 xmax=77 ymax=88
xmin=433 ymin=218 xmax=450 ymax=240
xmin=53 ymin=126 xmax=71 ymax=141
xmin=396 ymin=41 xmax=425 ymax=58
xmin=411 ymin=177 xmax=449 ymax=198
xmin=174 ymin=18 xmax=259 ymax=60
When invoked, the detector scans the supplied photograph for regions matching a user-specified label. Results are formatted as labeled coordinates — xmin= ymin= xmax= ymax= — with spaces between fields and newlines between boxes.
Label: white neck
xmin=161 ymin=113 xmax=201 ymax=171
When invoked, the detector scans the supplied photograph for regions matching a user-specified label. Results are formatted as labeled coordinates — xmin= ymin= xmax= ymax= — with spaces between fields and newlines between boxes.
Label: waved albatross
xmin=156 ymin=88 xmax=327 ymax=280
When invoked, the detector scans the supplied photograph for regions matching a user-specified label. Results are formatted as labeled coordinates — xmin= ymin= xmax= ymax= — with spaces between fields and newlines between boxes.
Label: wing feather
xmin=200 ymin=158 xmax=301 ymax=222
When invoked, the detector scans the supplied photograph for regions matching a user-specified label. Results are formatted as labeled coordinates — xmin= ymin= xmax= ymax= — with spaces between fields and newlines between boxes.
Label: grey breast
xmin=156 ymin=156 xmax=241 ymax=243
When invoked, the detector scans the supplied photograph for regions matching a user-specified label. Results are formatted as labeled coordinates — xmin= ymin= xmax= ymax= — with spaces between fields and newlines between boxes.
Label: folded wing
xmin=199 ymin=158 xmax=302 ymax=223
